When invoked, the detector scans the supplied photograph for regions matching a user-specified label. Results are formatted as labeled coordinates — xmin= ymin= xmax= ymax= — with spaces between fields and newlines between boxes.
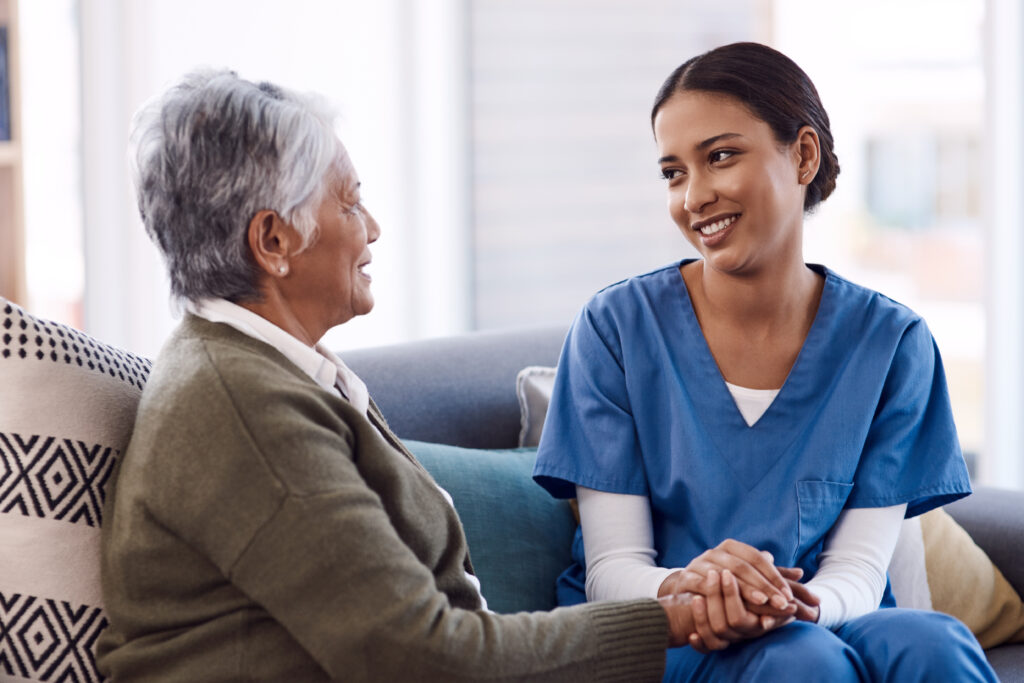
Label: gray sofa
xmin=345 ymin=324 xmax=1024 ymax=681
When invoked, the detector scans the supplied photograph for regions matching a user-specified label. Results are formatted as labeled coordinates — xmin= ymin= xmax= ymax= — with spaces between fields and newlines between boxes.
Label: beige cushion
xmin=515 ymin=363 xmax=1024 ymax=648
xmin=920 ymin=508 xmax=1024 ymax=648
xmin=0 ymin=298 xmax=151 ymax=682
xmin=516 ymin=366 xmax=556 ymax=448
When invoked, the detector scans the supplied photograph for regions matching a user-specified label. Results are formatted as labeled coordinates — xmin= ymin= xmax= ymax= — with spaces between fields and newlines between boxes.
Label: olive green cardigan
xmin=98 ymin=315 xmax=668 ymax=681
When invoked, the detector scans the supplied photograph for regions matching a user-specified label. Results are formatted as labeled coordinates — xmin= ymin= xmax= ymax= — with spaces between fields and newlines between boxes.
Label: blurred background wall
xmin=8 ymin=0 xmax=1022 ymax=488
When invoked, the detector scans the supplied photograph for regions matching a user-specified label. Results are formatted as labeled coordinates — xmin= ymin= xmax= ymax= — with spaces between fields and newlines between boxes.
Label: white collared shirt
xmin=187 ymin=298 xmax=369 ymax=415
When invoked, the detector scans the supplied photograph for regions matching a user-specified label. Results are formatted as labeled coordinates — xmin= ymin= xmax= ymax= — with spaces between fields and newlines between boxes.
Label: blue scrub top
xmin=533 ymin=260 xmax=971 ymax=585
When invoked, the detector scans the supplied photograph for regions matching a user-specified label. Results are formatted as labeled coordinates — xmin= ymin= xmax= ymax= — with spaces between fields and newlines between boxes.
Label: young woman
xmin=533 ymin=42 xmax=997 ymax=682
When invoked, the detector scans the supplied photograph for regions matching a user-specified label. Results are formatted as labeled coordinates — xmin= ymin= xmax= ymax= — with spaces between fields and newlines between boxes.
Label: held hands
xmin=657 ymin=570 xmax=785 ymax=652
xmin=658 ymin=540 xmax=821 ymax=653
xmin=668 ymin=539 xmax=794 ymax=611
xmin=686 ymin=568 xmax=820 ymax=653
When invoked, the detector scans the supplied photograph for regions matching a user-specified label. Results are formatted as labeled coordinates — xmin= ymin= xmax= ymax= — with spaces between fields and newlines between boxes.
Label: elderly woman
xmin=96 ymin=69 xmax=742 ymax=682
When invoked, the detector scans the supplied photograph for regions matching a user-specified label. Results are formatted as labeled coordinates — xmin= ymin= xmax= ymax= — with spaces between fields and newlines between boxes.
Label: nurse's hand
xmin=681 ymin=539 xmax=794 ymax=611
xmin=744 ymin=570 xmax=820 ymax=622
xmin=786 ymin=576 xmax=821 ymax=623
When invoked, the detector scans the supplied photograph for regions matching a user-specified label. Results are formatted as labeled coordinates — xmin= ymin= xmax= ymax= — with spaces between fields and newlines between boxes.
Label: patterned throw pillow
xmin=0 ymin=298 xmax=151 ymax=682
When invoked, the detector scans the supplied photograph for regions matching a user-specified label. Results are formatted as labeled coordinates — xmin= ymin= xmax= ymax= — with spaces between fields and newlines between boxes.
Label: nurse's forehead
xmin=655 ymin=98 xmax=769 ymax=147
xmin=659 ymin=91 xmax=765 ymax=127
xmin=661 ymin=90 xmax=756 ymax=118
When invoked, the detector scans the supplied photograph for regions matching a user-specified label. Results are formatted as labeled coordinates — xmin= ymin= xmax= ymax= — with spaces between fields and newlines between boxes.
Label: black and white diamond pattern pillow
xmin=0 ymin=298 xmax=151 ymax=682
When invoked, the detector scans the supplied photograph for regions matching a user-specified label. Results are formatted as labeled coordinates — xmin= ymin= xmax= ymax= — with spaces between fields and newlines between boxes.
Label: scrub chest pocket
xmin=797 ymin=480 xmax=854 ymax=550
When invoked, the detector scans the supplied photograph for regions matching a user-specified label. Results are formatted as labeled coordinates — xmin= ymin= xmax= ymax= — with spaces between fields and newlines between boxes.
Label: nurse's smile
xmin=692 ymin=213 xmax=740 ymax=247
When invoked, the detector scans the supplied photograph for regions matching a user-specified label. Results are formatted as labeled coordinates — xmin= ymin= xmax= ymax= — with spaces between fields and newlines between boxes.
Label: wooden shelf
xmin=0 ymin=0 xmax=24 ymax=305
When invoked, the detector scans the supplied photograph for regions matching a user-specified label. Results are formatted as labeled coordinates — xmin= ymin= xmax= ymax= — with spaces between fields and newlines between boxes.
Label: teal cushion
xmin=404 ymin=440 xmax=576 ymax=614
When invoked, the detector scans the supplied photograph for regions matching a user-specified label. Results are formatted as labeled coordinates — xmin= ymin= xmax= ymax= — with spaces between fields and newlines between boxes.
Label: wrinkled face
xmin=290 ymin=145 xmax=381 ymax=330
xmin=653 ymin=91 xmax=806 ymax=276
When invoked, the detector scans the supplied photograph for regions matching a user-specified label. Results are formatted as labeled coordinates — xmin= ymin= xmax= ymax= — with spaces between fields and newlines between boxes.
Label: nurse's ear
xmin=795 ymin=126 xmax=821 ymax=186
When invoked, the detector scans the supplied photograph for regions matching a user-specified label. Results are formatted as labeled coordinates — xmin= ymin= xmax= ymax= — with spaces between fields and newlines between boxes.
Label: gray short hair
xmin=130 ymin=68 xmax=341 ymax=303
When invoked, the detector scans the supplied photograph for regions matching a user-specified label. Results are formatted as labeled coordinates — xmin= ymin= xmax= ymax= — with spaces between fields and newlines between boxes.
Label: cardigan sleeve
xmin=141 ymin=333 xmax=669 ymax=682
xmin=227 ymin=452 xmax=667 ymax=682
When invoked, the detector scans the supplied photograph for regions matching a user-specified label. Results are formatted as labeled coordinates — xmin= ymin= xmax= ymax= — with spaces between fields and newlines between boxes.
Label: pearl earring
xmin=278 ymin=265 xmax=288 ymax=275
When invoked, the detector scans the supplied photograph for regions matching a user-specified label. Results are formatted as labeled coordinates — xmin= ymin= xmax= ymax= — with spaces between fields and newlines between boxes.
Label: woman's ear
xmin=247 ymin=210 xmax=294 ymax=278
xmin=795 ymin=125 xmax=821 ymax=184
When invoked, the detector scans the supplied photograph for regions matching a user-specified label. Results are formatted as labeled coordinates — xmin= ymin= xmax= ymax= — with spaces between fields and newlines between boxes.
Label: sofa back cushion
xmin=0 ymin=298 xmax=151 ymax=682
xmin=344 ymin=326 xmax=566 ymax=449
xmin=405 ymin=440 xmax=576 ymax=614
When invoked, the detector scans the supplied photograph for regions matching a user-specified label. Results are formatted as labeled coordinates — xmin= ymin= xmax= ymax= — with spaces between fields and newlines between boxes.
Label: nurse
xmin=533 ymin=42 xmax=997 ymax=682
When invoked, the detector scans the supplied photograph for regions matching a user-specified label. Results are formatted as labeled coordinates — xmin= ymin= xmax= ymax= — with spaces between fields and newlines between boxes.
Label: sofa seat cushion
xmin=405 ymin=440 xmax=576 ymax=614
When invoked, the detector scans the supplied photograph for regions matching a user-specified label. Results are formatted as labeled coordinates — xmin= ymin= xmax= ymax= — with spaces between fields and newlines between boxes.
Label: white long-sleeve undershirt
xmin=578 ymin=382 xmax=907 ymax=629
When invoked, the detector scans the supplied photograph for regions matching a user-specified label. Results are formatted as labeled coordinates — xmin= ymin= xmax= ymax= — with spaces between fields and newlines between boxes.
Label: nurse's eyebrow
xmin=658 ymin=133 xmax=743 ymax=164
xmin=696 ymin=132 xmax=742 ymax=150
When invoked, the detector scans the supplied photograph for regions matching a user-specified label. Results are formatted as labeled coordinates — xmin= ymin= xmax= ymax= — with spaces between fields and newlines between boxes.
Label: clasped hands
xmin=656 ymin=539 xmax=820 ymax=652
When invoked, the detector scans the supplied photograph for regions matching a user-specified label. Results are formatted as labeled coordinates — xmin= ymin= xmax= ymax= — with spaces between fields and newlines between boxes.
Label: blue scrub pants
xmin=663 ymin=608 xmax=997 ymax=682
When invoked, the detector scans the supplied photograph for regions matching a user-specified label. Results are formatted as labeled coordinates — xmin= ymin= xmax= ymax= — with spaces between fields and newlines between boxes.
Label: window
xmin=773 ymin=0 xmax=989 ymax=476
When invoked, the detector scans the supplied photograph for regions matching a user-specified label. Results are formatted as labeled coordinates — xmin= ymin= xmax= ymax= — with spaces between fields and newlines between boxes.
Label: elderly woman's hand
xmin=658 ymin=591 xmax=698 ymax=649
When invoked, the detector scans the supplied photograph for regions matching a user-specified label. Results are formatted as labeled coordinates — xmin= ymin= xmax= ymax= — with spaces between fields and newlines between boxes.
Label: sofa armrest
xmin=944 ymin=486 xmax=1024 ymax=596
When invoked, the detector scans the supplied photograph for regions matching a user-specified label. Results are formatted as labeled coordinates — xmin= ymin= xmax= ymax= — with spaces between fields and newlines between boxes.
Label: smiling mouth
xmin=693 ymin=215 xmax=738 ymax=236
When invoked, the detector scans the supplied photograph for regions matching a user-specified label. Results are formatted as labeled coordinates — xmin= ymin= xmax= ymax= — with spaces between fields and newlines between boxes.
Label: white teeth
xmin=699 ymin=216 xmax=737 ymax=236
